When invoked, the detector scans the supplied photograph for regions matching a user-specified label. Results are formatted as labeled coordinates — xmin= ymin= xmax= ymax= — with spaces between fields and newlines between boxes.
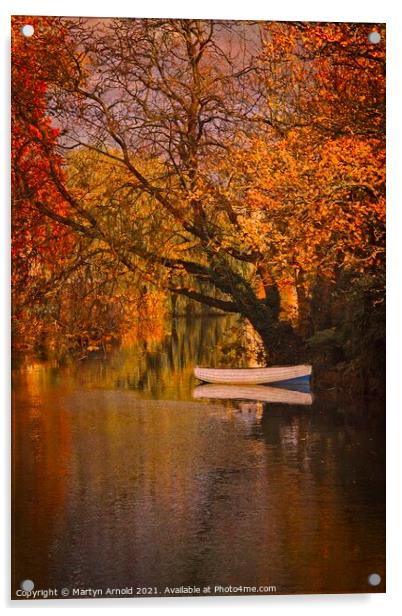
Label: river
xmin=12 ymin=316 xmax=385 ymax=597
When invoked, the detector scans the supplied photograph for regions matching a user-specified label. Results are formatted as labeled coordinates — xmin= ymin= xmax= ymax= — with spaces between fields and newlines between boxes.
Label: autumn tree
xmin=11 ymin=16 xmax=73 ymax=348
xmin=12 ymin=18 xmax=160 ymax=352
xmin=251 ymin=22 xmax=385 ymax=333
xmin=12 ymin=18 xmax=385 ymax=360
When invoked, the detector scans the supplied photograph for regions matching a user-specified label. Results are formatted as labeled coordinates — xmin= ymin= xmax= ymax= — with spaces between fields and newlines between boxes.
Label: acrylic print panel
xmin=11 ymin=16 xmax=385 ymax=600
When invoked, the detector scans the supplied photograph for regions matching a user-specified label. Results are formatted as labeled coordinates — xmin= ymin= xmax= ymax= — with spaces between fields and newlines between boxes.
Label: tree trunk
xmin=240 ymin=301 xmax=304 ymax=364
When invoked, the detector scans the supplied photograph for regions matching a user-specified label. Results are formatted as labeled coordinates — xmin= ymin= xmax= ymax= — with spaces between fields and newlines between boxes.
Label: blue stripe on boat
xmin=271 ymin=375 xmax=311 ymax=392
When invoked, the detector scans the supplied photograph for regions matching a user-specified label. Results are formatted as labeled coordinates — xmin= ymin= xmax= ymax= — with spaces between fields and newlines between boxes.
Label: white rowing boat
xmin=193 ymin=384 xmax=313 ymax=405
xmin=194 ymin=364 xmax=312 ymax=385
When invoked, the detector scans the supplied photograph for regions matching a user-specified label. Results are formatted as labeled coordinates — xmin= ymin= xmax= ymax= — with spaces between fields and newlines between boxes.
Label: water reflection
xmin=12 ymin=316 xmax=385 ymax=597
xmin=193 ymin=384 xmax=313 ymax=405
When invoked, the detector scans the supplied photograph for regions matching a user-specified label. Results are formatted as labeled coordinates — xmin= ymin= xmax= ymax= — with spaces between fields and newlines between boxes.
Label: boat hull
xmin=194 ymin=364 xmax=312 ymax=385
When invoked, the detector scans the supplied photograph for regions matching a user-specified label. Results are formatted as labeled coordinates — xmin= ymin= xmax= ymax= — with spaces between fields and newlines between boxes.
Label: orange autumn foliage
xmin=228 ymin=131 xmax=384 ymax=288
xmin=222 ymin=22 xmax=385 ymax=297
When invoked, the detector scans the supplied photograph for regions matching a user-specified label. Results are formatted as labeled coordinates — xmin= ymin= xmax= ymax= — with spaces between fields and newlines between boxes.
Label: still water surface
xmin=12 ymin=316 xmax=385 ymax=596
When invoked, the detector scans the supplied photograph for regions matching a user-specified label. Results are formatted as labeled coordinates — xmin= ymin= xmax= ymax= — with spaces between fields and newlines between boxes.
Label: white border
xmin=1 ymin=1 xmax=401 ymax=614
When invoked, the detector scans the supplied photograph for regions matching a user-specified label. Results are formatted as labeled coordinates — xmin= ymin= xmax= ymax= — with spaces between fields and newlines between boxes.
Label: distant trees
xmin=11 ymin=18 xmax=385 ymax=360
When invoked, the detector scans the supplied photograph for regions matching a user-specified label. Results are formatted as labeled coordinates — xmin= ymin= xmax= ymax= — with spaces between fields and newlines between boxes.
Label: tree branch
xmin=167 ymin=286 xmax=237 ymax=313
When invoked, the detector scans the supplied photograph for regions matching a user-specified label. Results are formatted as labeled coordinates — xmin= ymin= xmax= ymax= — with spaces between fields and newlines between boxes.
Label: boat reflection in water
xmin=192 ymin=382 xmax=313 ymax=430
xmin=192 ymin=384 xmax=313 ymax=406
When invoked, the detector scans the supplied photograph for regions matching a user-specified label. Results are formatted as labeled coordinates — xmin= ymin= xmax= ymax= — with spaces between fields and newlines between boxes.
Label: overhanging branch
xmin=168 ymin=286 xmax=237 ymax=313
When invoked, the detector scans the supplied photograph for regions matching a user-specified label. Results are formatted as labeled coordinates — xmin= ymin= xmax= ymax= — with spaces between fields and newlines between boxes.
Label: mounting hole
xmin=368 ymin=31 xmax=381 ymax=44
xmin=20 ymin=579 xmax=34 ymax=591
xmin=368 ymin=573 xmax=381 ymax=586
xmin=21 ymin=24 xmax=35 ymax=37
